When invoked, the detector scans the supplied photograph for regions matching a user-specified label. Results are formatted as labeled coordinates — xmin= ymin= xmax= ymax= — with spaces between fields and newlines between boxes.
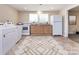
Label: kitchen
xmin=18 ymin=10 xmax=63 ymax=36
xmin=0 ymin=4 xmax=79 ymax=55
xmin=17 ymin=12 xmax=63 ymax=36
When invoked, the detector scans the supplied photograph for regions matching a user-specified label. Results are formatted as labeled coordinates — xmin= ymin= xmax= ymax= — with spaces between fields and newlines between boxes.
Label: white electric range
xmin=22 ymin=23 xmax=30 ymax=35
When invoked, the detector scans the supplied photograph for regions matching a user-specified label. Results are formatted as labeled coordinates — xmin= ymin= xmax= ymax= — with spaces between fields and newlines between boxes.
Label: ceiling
xmin=69 ymin=6 xmax=79 ymax=11
xmin=9 ymin=4 xmax=73 ymax=11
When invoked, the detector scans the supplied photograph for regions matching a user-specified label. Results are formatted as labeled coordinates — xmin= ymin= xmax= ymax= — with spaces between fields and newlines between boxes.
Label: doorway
xmin=68 ymin=6 xmax=79 ymax=43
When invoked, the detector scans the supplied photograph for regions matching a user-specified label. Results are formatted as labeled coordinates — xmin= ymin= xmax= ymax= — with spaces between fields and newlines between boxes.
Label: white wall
xmin=60 ymin=10 xmax=68 ymax=37
xmin=0 ymin=5 xmax=19 ymax=24
xmin=18 ymin=11 xmax=60 ymax=23
xmin=60 ymin=5 xmax=79 ymax=37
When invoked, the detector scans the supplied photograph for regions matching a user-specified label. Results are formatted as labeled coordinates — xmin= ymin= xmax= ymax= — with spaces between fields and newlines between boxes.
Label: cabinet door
xmin=44 ymin=26 xmax=52 ymax=35
xmin=31 ymin=26 xmax=43 ymax=34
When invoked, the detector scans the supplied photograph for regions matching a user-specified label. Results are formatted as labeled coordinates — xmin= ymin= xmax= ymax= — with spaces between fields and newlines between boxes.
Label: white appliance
xmin=50 ymin=15 xmax=63 ymax=35
xmin=0 ymin=25 xmax=22 ymax=55
xmin=22 ymin=23 xmax=30 ymax=35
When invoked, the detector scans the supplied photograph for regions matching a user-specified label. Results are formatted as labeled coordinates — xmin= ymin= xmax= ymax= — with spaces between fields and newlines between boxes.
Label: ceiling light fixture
xmin=24 ymin=7 xmax=27 ymax=10
xmin=51 ymin=8 xmax=54 ymax=10
xmin=40 ymin=4 xmax=43 ymax=6
xmin=37 ymin=10 xmax=42 ymax=14
xmin=36 ymin=4 xmax=43 ymax=14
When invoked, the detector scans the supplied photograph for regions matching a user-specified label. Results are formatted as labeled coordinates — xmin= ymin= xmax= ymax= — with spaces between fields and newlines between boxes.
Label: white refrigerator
xmin=50 ymin=16 xmax=63 ymax=35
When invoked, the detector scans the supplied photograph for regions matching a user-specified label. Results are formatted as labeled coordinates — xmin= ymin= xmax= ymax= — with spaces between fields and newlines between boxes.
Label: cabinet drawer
xmin=31 ymin=33 xmax=52 ymax=36
xmin=44 ymin=30 xmax=52 ymax=33
xmin=44 ymin=33 xmax=52 ymax=36
xmin=31 ymin=26 xmax=42 ymax=29
xmin=31 ymin=26 xmax=39 ymax=29
xmin=44 ymin=26 xmax=52 ymax=33
xmin=31 ymin=25 xmax=43 ymax=34
xmin=44 ymin=26 xmax=52 ymax=29
xmin=31 ymin=29 xmax=43 ymax=33
xmin=31 ymin=33 xmax=43 ymax=36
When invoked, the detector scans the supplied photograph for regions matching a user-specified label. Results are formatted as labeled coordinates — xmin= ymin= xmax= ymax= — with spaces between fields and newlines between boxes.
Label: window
xmin=29 ymin=14 xmax=48 ymax=24
xmin=29 ymin=14 xmax=38 ymax=23
xmin=39 ymin=14 xmax=48 ymax=23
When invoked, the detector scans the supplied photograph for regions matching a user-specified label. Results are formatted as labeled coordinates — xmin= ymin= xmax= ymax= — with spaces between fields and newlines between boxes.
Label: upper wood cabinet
xmin=31 ymin=25 xmax=52 ymax=35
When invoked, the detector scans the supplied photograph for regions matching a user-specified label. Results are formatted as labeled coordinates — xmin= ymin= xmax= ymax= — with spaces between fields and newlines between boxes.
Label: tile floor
xmin=7 ymin=36 xmax=79 ymax=55
xmin=69 ymin=34 xmax=79 ymax=43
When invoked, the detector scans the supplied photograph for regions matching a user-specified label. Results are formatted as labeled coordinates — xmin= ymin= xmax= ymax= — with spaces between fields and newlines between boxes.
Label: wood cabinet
xmin=31 ymin=25 xmax=52 ymax=35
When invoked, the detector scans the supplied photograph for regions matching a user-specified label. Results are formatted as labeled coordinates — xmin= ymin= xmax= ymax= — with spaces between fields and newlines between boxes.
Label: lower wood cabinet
xmin=31 ymin=25 xmax=52 ymax=35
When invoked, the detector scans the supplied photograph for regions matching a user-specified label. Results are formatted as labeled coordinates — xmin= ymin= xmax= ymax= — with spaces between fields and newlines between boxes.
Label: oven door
xmin=22 ymin=26 xmax=30 ymax=35
xmin=23 ymin=27 xmax=28 ymax=30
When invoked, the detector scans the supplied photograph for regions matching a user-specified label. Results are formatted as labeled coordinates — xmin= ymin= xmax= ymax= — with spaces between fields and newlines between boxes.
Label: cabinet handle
xmin=3 ymin=35 xmax=5 ymax=38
